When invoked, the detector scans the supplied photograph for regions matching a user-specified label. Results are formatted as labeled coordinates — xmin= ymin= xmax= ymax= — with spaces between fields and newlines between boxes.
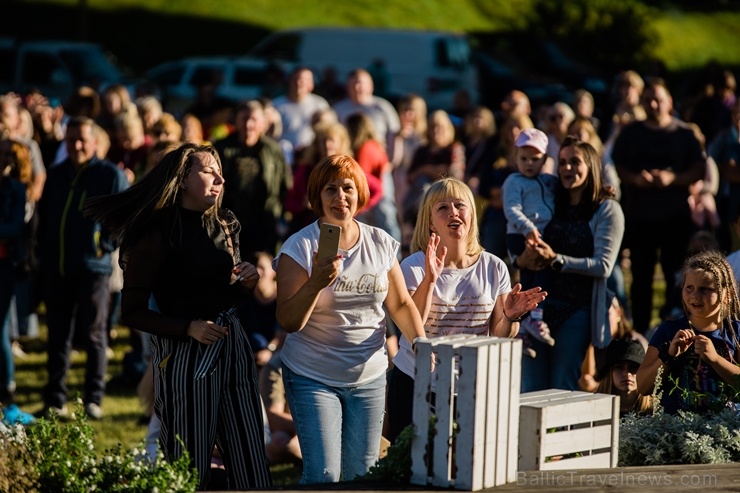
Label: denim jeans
xmin=282 ymin=364 xmax=386 ymax=483
xmin=521 ymin=303 xmax=590 ymax=392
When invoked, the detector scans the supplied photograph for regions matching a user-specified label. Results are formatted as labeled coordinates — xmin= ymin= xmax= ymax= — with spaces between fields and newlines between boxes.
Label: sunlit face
xmin=103 ymin=92 xmax=123 ymax=115
xmin=239 ymin=108 xmax=265 ymax=146
xmin=515 ymin=146 xmax=546 ymax=178
xmin=611 ymin=361 xmax=639 ymax=393
xmin=180 ymin=152 xmax=224 ymax=212
xmin=400 ymin=105 xmax=416 ymax=126
xmin=430 ymin=196 xmax=471 ymax=242
xmin=320 ymin=177 xmax=358 ymax=223
xmin=571 ymin=125 xmax=591 ymax=143
xmin=558 ymin=146 xmax=589 ymax=192
xmin=320 ymin=133 xmax=344 ymax=158
xmin=430 ymin=116 xmax=451 ymax=146
xmin=0 ymin=102 xmax=20 ymax=134
xmin=348 ymin=73 xmax=373 ymax=103
xmin=65 ymin=123 xmax=97 ymax=165
xmin=642 ymin=86 xmax=672 ymax=123
xmin=154 ymin=126 xmax=180 ymax=143
xmin=181 ymin=116 xmax=203 ymax=144
xmin=682 ymin=270 xmax=722 ymax=321
xmin=293 ymin=69 xmax=315 ymax=97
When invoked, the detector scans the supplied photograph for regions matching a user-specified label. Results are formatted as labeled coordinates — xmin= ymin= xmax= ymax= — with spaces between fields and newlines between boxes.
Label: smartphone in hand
xmin=317 ymin=223 xmax=342 ymax=260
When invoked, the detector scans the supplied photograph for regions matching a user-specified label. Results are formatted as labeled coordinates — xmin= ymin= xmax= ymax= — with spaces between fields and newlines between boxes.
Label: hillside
xmin=9 ymin=0 xmax=740 ymax=74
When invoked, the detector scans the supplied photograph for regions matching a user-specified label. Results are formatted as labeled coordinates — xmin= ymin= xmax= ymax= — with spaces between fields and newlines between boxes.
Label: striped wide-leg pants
xmin=151 ymin=309 xmax=272 ymax=489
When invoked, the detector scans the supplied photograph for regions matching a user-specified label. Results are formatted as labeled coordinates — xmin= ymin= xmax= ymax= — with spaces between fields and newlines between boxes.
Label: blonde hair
xmin=428 ymin=110 xmax=456 ymax=148
xmin=410 ymin=178 xmax=483 ymax=256
xmin=464 ymin=106 xmax=496 ymax=140
xmin=398 ymin=94 xmax=428 ymax=143
xmin=568 ymin=117 xmax=604 ymax=155
xmin=682 ymin=251 xmax=740 ymax=347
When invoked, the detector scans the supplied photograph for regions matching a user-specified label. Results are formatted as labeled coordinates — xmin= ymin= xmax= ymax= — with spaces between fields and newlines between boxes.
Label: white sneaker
xmin=84 ymin=402 xmax=103 ymax=420
xmin=520 ymin=316 xmax=555 ymax=346
xmin=11 ymin=341 xmax=27 ymax=359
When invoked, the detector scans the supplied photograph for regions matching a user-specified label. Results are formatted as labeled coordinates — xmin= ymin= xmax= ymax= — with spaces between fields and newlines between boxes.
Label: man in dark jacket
xmin=214 ymin=100 xmax=292 ymax=263
xmin=38 ymin=116 xmax=127 ymax=419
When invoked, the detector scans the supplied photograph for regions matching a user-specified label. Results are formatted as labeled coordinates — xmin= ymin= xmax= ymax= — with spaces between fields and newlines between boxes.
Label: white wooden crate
xmin=410 ymin=335 xmax=522 ymax=491
xmin=518 ymin=389 xmax=619 ymax=471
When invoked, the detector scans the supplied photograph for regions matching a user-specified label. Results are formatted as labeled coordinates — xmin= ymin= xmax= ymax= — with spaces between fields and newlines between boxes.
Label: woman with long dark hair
xmin=85 ymin=142 xmax=271 ymax=490
xmin=516 ymin=136 xmax=625 ymax=392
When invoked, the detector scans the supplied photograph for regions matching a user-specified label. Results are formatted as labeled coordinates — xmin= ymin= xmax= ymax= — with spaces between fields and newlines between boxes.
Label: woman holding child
xmin=516 ymin=136 xmax=624 ymax=392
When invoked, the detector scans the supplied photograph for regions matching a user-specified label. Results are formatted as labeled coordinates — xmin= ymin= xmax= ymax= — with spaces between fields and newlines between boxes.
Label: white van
xmin=249 ymin=27 xmax=478 ymax=110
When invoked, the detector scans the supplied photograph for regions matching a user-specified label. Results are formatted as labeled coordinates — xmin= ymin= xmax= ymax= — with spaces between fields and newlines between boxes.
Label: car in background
xmin=144 ymin=56 xmax=287 ymax=115
xmin=249 ymin=27 xmax=479 ymax=110
xmin=0 ymin=38 xmax=134 ymax=103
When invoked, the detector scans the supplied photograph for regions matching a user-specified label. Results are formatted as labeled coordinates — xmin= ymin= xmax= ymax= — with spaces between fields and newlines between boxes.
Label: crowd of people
xmin=2 ymin=60 xmax=740 ymax=489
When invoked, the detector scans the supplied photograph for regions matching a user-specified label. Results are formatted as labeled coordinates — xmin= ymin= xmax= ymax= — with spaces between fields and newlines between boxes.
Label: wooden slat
xmin=506 ymin=339 xmax=522 ymax=484
xmin=540 ymin=425 xmax=614 ymax=456
xmin=537 ymin=397 xmax=615 ymax=429
xmin=455 ymin=342 xmax=489 ymax=491
xmin=410 ymin=341 xmax=435 ymax=485
xmin=610 ymin=395 xmax=619 ymax=467
xmin=482 ymin=341 xmax=501 ymax=488
xmin=494 ymin=342 xmax=511 ymax=487
xmin=538 ymin=451 xmax=613 ymax=471
xmin=519 ymin=388 xmax=574 ymax=405
xmin=431 ymin=343 xmax=455 ymax=487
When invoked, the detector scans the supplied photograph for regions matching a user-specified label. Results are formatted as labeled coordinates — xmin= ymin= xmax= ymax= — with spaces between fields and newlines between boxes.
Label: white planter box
xmin=518 ymin=389 xmax=620 ymax=471
xmin=410 ymin=335 xmax=522 ymax=491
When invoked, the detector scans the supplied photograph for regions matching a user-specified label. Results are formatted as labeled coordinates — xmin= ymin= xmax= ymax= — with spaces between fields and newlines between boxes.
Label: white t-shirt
xmin=273 ymin=93 xmax=330 ymax=152
xmin=273 ymin=220 xmax=399 ymax=387
xmin=393 ymin=251 xmax=512 ymax=379
xmin=332 ymin=96 xmax=400 ymax=145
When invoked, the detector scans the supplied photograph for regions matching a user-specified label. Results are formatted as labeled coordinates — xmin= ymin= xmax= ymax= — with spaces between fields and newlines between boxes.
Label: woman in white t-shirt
xmin=273 ymin=154 xmax=425 ymax=484
xmin=387 ymin=177 xmax=547 ymax=442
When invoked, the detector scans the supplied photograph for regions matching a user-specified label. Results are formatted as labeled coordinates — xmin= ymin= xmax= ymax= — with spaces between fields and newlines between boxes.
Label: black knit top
xmin=120 ymin=207 xmax=248 ymax=340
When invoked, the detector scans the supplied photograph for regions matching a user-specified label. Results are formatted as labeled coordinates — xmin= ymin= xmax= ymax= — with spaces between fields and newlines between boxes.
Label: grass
xmin=14 ymin=0 xmax=740 ymax=73
xmin=13 ymin=322 xmax=149 ymax=453
xmin=653 ymin=10 xmax=740 ymax=72
xmin=12 ymin=317 xmax=303 ymax=485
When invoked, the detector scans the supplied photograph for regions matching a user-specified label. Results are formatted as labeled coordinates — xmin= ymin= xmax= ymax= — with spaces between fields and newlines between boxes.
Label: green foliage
xmin=363 ymin=424 xmax=414 ymax=484
xmin=524 ymin=0 xmax=659 ymax=72
xmin=620 ymin=365 xmax=740 ymax=466
xmin=1 ymin=401 xmax=199 ymax=492
xmin=0 ymin=424 xmax=40 ymax=493
xmin=664 ymin=372 xmax=740 ymax=414
xmin=619 ymin=408 xmax=740 ymax=466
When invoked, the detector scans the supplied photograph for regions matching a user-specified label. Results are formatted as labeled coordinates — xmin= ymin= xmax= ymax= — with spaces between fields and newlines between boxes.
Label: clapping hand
xmin=504 ymin=283 xmax=547 ymax=321
xmin=424 ymin=233 xmax=447 ymax=284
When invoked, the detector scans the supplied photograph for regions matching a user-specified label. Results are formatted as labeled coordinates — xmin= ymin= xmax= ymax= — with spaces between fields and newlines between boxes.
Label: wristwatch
xmin=266 ymin=342 xmax=278 ymax=352
xmin=551 ymin=254 xmax=564 ymax=272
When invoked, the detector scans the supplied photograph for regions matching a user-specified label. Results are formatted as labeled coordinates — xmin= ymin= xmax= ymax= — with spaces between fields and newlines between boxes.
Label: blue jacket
xmin=39 ymin=157 xmax=127 ymax=276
